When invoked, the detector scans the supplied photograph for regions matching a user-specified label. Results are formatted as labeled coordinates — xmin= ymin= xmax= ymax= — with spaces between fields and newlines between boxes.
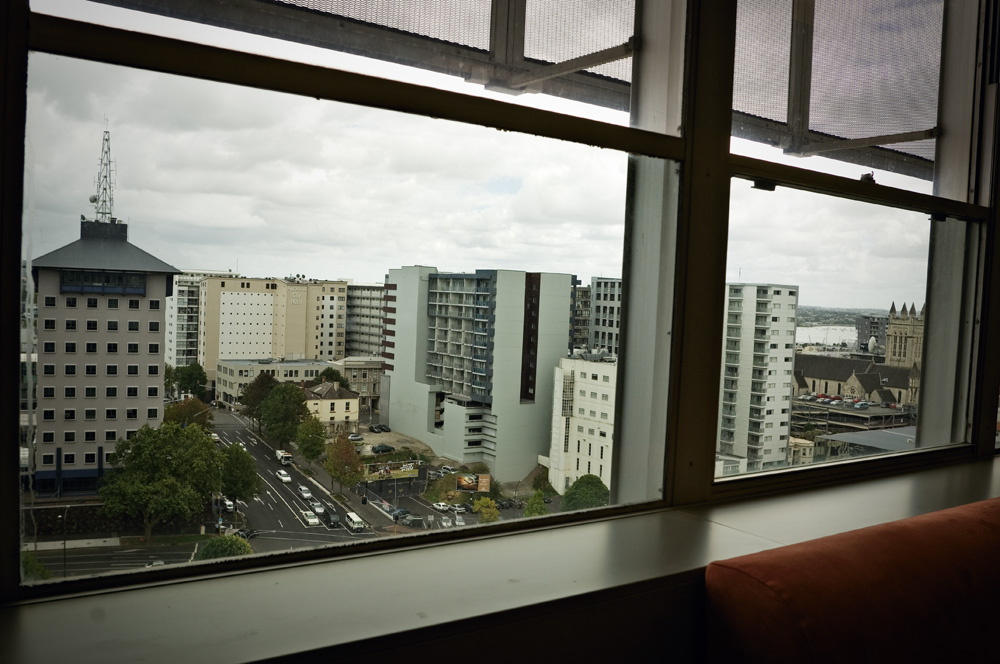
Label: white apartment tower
xmin=198 ymin=276 xmax=348 ymax=388
xmin=346 ymin=283 xmax=384 ymax=357
xmin=165 ymin=269 xmax=233 ymax=369
xmin=548 ymin=355 xmax=616 ymax=494
xmin=590 ymin=277 xmax=622 ymax=355
xmin=383 ymin=266 xmax=573 ymax=481
xmin=717 ymin=283 xmax=799 ymax=474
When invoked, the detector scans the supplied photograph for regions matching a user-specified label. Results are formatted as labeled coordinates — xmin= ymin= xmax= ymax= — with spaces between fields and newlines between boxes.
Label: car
xmin=400 ymin=515 xmax=423 ymax=526
xmin=440 ymin=465 xmax=456 ymax=474
xmin=454 ymin=515 xmax=466 ymax=526
xmin=221 ymin=496 xmax=234 ymax=512
xmin=368 ymin=424 xmax=380 ymax=433
xmin=439 ymin=516 xmax=452 ymax=528
xmin=276 ymin=469 xmax=291 ymax=483
xmin=449 ymin=504 xmax=469 ymax=513
xmin=323 ymin=512 xmax=341 ymax=527
xmin=210 ymin=432 xmax=221 ymax=442
xmin=348 ymin=433 xmax=363 ymax=442
xmin=854 ymin=402 xmax=870 ymax=410
xmin=427 ymin=470 xmax=443 ymax=480
xmin=301 ymin=510 xmax=320 ymax=526
xmin=391 ymin=508 xmax=411 ymax=521
xmin=432 ymin=502 xmax=450 ymax=512
xmin=372 ymin=444 xmax=395 ymax=454
xmin=234 ymin=529 xmax=260 ymax=540
xmin=378 ymin=424 xmax=391 ymax=432
xmin=308 ymin=499 xmax=325 ymax=514
xmin=144 ymin=560 xmax=165 ymax=568
xmin=297 ymin=485 xmax=312 ymax=499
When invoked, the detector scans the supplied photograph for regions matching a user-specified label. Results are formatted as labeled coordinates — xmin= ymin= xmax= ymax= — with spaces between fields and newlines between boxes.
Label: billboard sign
xmin=456 ymin=473 xmax=491 ymax=492
xmin=362 ymin=461 xmax=421 ymax=481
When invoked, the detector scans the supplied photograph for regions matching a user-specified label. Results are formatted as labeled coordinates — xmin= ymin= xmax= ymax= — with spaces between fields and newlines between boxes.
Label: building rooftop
xmin=33 ymin=221 xmax=179 ymax=275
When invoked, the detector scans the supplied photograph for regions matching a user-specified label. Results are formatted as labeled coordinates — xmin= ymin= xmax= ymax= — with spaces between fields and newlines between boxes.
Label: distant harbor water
xmin=796 ymin=325 xmax=856 ymax=346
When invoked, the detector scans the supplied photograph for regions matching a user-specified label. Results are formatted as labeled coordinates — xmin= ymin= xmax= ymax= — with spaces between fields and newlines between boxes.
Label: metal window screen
xmin=269 ymin=0 xmax=492 ymax=49
xmin=734 ymin=0 xmax=943 ymax=165
xmin=524 ymin=0 xmax=634 ymax=82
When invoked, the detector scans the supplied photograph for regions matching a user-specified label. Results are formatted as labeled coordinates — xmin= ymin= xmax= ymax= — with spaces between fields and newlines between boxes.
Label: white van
xmin=344 ymin=512 xmax=365 ymax=532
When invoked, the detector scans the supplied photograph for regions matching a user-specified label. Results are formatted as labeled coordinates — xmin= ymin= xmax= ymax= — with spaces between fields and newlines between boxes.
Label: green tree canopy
xmin=240 ymin=372 xmax=278 ymax=427
xmin=561 ymin=474 xmax=610 ymax=512
xmin=319 ymin=367 xmax=350 ymax=389
xmin=296 ymin=415 xmax=327 ymax=467
xmin=260 ymin=383 xmax=309 ymax=447
xmin=21 ymin=551 xmax=51 ymax=581
xmin=324 ymin=434 xmax=364 ymax=489
xmin=163 ymin=396 xmax=214 ymax=429
xmin=99 ymin=423 xmax=225 ymax=539
xmin=222 ymin=445 xmax=262 ymax=505
xmin=175 ymin=362 xmax=209 ymax=400
xmin=523 ymin=490 xmax=550 ymax=518
xmin=472 ymin=496 xmax=500 ymax=523
xmin=195 ymin=534 xmax=253 ymax=561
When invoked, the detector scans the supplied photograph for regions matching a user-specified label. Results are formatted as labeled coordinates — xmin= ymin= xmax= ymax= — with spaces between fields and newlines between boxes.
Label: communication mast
xmin=92 ymin=129 xmax=115 ymax=222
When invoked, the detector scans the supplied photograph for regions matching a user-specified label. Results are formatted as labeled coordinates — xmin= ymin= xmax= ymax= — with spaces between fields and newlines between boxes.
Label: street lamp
xmin=56 ymin=504 xmax=69 ymax=578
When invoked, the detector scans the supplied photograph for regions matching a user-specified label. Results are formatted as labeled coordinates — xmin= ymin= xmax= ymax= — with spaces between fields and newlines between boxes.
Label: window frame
xmin=4 ymin=0 xmax=999 ymax=610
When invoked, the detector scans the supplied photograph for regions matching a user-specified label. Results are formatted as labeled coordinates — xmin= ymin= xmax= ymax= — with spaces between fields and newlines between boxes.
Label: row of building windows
xmin=42 ymin=319 xmax=160 ymax=332
xmin=42 ymin=386 xmax=158 ymax=398
xmin=41 ymin=364 xmax=160 ymax=377
xmin=41 ymin=407 xmax=159 ymax=421
xmin=43 ymin=296 xmax=159 ymax=310
xmin=42 ymin=342 xmax=159 ymax=354
xmin=40 ymin=452 xmax=111 ymax=465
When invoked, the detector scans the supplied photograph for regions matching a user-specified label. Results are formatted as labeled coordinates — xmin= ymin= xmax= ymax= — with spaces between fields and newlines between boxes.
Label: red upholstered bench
xmin=704 ymin=497 xmax=1000 ymax=664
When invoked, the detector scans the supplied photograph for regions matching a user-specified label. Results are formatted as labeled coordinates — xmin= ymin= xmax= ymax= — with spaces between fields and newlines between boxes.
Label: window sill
xmin=4 ymin=455 xmax=1000 ymax=663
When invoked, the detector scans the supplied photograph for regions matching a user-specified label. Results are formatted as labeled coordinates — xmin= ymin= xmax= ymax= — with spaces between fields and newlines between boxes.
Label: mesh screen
xmin=268 ymin=0 xmax=492 ymax=50
xmin=524 ymin=0 xmax=634 ymax=81
xmin=734 ymin=0 xmax=943 ymax=161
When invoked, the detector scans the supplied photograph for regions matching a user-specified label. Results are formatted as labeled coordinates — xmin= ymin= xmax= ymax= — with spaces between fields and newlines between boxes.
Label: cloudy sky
xmin=24 ymin=0 xmax=932 ymax=310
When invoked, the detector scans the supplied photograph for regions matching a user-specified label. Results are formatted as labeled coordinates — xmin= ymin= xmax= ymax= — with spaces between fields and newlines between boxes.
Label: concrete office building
xmin=590 ymin=277 xmax=622 ymax=355
xmin=383 ymin=266 xmax=573 ymax=481
xmin=164 ymin=269 xmax=233 ymax=370
xmin=346 ymin=283 xmax=384 ymax=358
xmin=717 ymin=283 xmax=799 ymax=474
xmin=547 ymin=355 xmax=616 ymax=494
xmin=31 ymin=218 xmax=178 ymax=496
xmin=198 ymin=276 xmax=348 ymax=389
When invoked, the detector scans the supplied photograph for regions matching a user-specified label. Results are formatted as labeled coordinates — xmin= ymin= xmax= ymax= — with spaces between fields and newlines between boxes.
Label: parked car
xmin=454 ymin=515 xmax=466 ymax=526
xmin=368 ymin=424 xmax=380 ymax=433
xmin=297 ymin=485 xmax=312 ymax=499
xmin=308 ymin=499 xmax=325 ymax=514
xmin=276 ymin=469 xmax=291 ymax=483
xmin=427 ymin=470 xmax=443 ymax=480
xmin=854 ymin=402 xmax=870 ymax=410
xmin=449 ymin=504 xmax=469 ymax=513
xmin=379 ymin=424 xmax=391 ymax=432
xmin=210 ymin=432 xmax=221 ymax=442
xmin=440 ymin=516 xmax=453 ymax=528
xmin=234 ymin=529 xmax=260 ymax=540
xmin=400 ymin=515 xmax=423 ymax=527
xmin=221 ymin=496 xmax=234 ymax=512
xmin=301 ymin=510 xmax=320 ymax=526
xmin=372 ymin=444 xmax=395 ymax=454
xmin=348 ymin=433 xmax=363 ymax=442
xmin=432 ymin=502 xmax=450 ymax=512
xmin=323 ymin=512 xmax=340 ymax=528
xmin=440 ymin=465 xmax=457 ymax=474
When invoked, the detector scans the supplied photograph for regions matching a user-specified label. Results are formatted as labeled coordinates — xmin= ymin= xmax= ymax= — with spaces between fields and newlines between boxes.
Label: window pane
xmin=715 ymin=179 xmax=952 ymax=477
xmin=21 ymin=51 xmax=633 ymax=580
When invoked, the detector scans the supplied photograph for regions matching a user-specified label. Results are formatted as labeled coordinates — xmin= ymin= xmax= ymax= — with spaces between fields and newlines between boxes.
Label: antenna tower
xmin=94 ymin=129 xmax=114 ymax=222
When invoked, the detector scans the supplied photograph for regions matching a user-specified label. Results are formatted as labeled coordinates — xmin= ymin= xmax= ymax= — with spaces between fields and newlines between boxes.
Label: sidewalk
xmin=22 ymin=537 xmax=121 ymax=551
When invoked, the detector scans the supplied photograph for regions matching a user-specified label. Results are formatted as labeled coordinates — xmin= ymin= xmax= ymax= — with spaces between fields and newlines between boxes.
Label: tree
xmin=260 ymin=383 xmax=309 ymax=447
xmin=163 ymin=396 xmax=214 ymax=429
xmin=296 ymin=415 xmax=327 ymax=467
xmin=240 ymin=372 xmax=278 ymax=428
xmin=472 ymin=496 xmax=500 ymax=523
xmin=561 ymin=474 xmax=610 ymax=512
xmin=164 ymin=364 xmax=177 ymax=399
xmin=175 ymin=362 xmax=208 ymax=400
xmin=523 ymin=490 xmax=549 ymax=518
xmin=99 ymin=423 xmax=224 ymax=540
xmin=319 ymin=367 xmax=350 ymax=390
xmin=324 ymin=434 xmax=364 ymax=489
xmin=21 ymin=551 xmax=51 ymax=581
xmin=195 ymin=534 xmax=253 ymax=561
xmin=222 ymin=445 xmax=262 ymax=507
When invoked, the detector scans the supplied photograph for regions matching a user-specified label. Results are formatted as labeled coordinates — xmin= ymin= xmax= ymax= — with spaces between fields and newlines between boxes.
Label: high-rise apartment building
xmin=346 ymin=283 xmax=384 ymax=358
xmin=717 ymin=284 xmax=799 ymax=474
xmin=383 ymin=266 xmax=572 ymax=480
xmin=31 ymin=218 xmax=178 ymax=495
xmin=855 ymin=313 xmax=888 ymax=354
xmin=571 ymin=282 xmax=591 ymax=350
xmin=547 ymin=355 xmax=616 ymax=494
xmin=165 ymin=269 xmax=233 ymax=369
xmin=198 ymin=276 xmax=348 ymax=388
xmin=590 ymin=277 xmax=622 ymax=355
